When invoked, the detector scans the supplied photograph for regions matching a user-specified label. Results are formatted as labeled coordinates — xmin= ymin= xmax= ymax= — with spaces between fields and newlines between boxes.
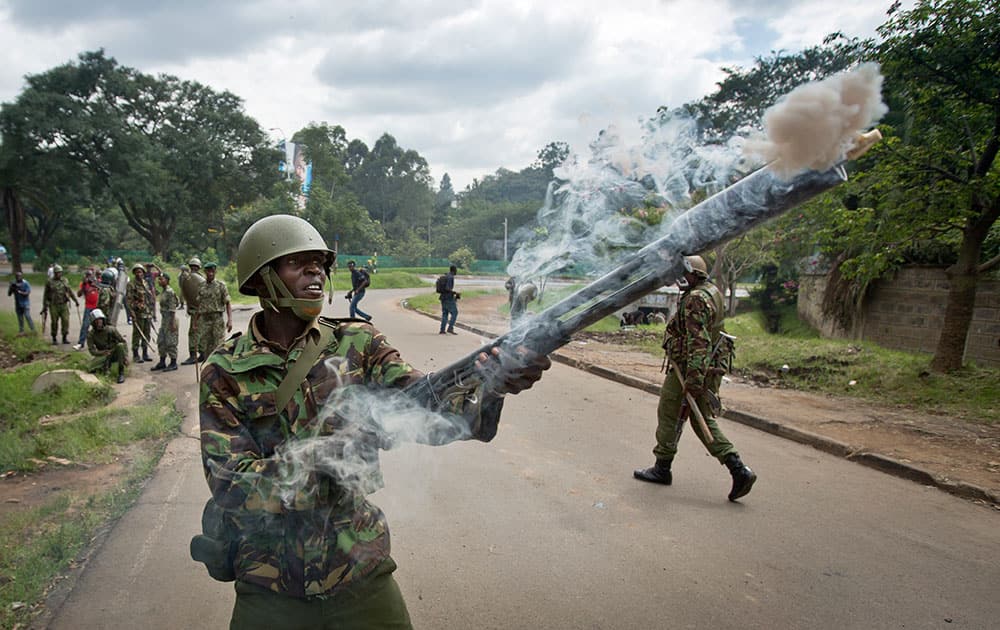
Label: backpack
xmin=435 ymin=275 xmax=448 ymax=294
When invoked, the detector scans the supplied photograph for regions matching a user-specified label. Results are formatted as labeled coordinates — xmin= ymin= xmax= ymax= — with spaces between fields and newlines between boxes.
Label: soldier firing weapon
xmin=404 ymin=63 xmax=885 ymax=415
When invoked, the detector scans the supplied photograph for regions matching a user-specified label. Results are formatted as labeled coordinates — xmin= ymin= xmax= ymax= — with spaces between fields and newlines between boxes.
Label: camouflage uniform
xmin=157 ymin=285 xmax=180 ymax=361
xmin=125 ymin=278 xmax=152 ymax=356
xmin=182 ymin=269 xmax=206 ymax=359
xmin=43 ymin=276 xmax=75 ymax=342
xmin=87 ymin=323 xmax=127 ymax=373
xmin=654 ymin=278 xmax=737 ymax=461
xmin=196 ymin=278 xmax=230 ymax=356
xmin=97 ymin=284 xmax=115 ymax=316
xmin=199 ymin=314 xmax=500 ymax=604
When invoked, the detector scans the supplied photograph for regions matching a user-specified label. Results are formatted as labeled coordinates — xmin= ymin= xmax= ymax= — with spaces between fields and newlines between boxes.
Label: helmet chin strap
xmin=259 ymin=267 xmax=324 ymax=322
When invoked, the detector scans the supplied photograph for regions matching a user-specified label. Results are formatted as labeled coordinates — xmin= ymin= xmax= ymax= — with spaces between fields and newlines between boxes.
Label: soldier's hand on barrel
xmin=475 ymin=346 xmax=551 ymax=396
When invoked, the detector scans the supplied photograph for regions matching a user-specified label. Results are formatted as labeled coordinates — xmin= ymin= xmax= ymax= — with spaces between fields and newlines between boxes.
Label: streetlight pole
xmin=503 ymin=217 xmax=508 ymax=262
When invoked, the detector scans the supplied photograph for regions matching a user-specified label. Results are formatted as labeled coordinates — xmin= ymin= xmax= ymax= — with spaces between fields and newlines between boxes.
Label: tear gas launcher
xmin=404 ymin=130 xmax=882 ymax=413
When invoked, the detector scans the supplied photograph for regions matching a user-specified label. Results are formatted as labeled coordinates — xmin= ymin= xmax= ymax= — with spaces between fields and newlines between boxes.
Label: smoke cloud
xmin=272 ymin=357 xmax=472 ymax=507
xmin=507 ymin=113 xmax=748 ymax=282
xmin=744 ymin=62 xmax=887 ymax=178
xmin=507 ymin=63 xmax=886 ymax=283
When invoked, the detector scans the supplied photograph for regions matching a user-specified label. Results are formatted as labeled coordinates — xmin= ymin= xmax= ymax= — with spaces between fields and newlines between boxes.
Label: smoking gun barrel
xmin=405 ymin=131 xmax=881 ymax=404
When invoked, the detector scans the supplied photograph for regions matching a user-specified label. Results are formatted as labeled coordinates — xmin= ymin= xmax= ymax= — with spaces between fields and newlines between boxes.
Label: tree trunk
xmin=929 ymin=213 xmax=988 ymax=372
xmin=2 ymin=187 xmax=25 ymax=272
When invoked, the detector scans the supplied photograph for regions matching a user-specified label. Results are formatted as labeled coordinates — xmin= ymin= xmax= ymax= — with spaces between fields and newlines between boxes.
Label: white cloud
xmin=0 ymin=0 xmax=904 ymax=191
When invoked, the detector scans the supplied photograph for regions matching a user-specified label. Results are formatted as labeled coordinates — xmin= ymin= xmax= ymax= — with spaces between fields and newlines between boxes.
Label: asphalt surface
xmin=31 ymin=288 xmax=1000 ymax=629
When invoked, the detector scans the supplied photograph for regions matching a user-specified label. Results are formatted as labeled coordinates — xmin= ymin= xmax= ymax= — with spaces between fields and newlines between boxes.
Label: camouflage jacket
xmin=87 ymin=324 xmax=125 ymax=355
xmin=199 ymin=314 xmax=499 ymax=598
xmin=125 ymin=280 xmax=152 ymax=318
xmin=43 ymin=277 xmax=74 ymax=308
xmin=159 ymin=286 xmax=179 ymax=325
xmin=97 ymin=285 xmax=115 ymax=314
xmin=197 ymin=280 xmax=230 ymax=315
xmin=664 ymin=280 xmax=725 ymax=393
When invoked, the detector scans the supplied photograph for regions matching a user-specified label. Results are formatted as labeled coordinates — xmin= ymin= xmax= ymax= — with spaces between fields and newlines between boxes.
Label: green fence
xmin=337 ymin=254 xmax=507 ymax=274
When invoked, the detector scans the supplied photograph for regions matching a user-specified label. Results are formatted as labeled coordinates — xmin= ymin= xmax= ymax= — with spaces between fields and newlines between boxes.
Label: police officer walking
xmin=191 ymin=214 xmax=551 ymax=628
xmin=191 ymin=261 xmax=232 ymax=360
xmin=41 ymin=264 xmax=79 ymax=345
xmin=150 ymin=272 xmax=179 ymax=372
xmin=633 ymin=255 xmax=757 ymax=502
xmin=126 ymin=262 xmax=153 ymax=363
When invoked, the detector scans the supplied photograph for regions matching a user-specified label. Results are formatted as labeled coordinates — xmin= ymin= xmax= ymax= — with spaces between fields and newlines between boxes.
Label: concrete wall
xmin=798 ymin=267 xmax=1000 ymax=368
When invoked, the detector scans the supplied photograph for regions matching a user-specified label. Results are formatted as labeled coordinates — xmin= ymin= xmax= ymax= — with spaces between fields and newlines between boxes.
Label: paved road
xmin=41 ymin=288 xmax=1000 ymax=629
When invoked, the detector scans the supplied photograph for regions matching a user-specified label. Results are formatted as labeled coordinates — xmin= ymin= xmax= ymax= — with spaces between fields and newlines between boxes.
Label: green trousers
xmin=654 ymin=368 xmax=738 ymax=462
xmin=131 ymin=316 xmax=151 ymax=353
xmin=229 ymin=559 xmax=412 ymax=630
xmin=90 ymin=342 xmax=126 ymax=373
xmin=199 ymin=312 xmax=225 ymax=357
xmin=49 ymin=303 xmax=70 ymax=339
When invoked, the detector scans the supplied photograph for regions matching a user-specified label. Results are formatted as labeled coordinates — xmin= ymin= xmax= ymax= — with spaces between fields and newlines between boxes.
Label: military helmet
xmin=237 ymin=214 xmax=334 ymax=296
xmin=683 ymin=255 xmax=708 ymax=278
xmin=52 ymin=264 xmax=63 ymax=273
xmin=91 ymin=308 xmax=106 ymax=321
xmin=132 ymin=262 xmax=145 ymax=273
xmin=188 ymin=257 xmax=202 ymax=268
xmin=101 ymin=269 xmax=116 ymax=285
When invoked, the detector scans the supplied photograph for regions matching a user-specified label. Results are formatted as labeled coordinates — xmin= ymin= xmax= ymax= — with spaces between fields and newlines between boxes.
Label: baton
xmin=669 ymin=362 xmax=714 ymax=444
xmin=133 ymin=318 xmax=157 ymax=354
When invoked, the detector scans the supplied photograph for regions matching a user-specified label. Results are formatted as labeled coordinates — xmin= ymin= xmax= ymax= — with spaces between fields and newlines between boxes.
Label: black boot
xmin=117 ymin=365 xmax=125 ymax=384
xmin=62 ymin=335 xmax=69 ymax=344
xmin=181 ymin=356 xmax=198 ymax=365
xmin=52 ymin=336 xmax=58 ymax=345
xmin=164 ymin=358 xmax=178 ymax=372
xmin=197 ymin=353 xmax=206 ymax=362
xmin=150 ymin=358 xmax=166 ymax=371
xmin=133 ymin=350 xmax=143 ymax=364
xmin=142 ymin=348 xmax=152 ymax=362
xmin=633 ymin=458 xmax=673 ymax=485
xmin=724 ymin=454 xmax=757 ymax=502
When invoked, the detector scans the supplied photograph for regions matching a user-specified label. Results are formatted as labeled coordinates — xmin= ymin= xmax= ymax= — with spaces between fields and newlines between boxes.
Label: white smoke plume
xmin=272 ymin=357 xmax=472 ymax=508
xmin=507 ymin=63 xmax=886 ymax=283
xmin=507 ymin=113 xmax=749 ymax=281
xmin=744 ymin=62 xmax=887 ymax=178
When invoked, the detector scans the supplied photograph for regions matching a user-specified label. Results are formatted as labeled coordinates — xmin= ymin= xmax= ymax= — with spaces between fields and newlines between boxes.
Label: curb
xmin=407 ymin=305 xmax=1000 ymax=508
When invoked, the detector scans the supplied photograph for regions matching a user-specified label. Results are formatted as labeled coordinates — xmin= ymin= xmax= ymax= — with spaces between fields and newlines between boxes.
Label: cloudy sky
xmin=0 ymin=0 xmax=906 ymax=191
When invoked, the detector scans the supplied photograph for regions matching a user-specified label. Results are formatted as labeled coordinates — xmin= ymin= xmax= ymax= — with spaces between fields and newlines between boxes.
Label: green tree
xmin=0 ymin=50 xmax=281 ymax=257
xmin=349 ymin=133 xmax=434 ymax=240
xmin=448 ymin=246 xmax=476 ymax=270
xmin=0 ymin=130 xmax=92 ymax=269
xmin=685 ymin=39 xmax=863 ymax=139
xmin=866 ymin=0 xmax=1000 ymax=371
xmin=291 ymin=122 xmax=351 ymax=198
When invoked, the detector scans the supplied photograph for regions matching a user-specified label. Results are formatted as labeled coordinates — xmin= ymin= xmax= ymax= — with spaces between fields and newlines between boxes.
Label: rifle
xmin=404 ymin=131 xmax=881 ymax=409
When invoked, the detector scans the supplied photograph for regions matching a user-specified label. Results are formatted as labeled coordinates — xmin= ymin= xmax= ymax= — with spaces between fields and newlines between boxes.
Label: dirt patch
xmin=0 ymin=462 xmax=125 ymax=517
xmin=0 ymin=367 xmax=165 ymax=516
xmin=454 ymin=292 xmax=1000 ymax=504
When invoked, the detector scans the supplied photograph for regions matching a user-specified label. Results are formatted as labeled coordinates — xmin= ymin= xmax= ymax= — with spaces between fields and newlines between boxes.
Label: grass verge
xmin=0 ymin=396 xmax=181 ymax=628
xmin=613 ymin=306 xmax=999 ymax=423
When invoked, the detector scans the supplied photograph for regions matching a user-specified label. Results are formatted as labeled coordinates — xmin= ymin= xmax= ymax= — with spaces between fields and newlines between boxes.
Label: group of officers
xmin=42 ymin=256 xmax=232 ymax=384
